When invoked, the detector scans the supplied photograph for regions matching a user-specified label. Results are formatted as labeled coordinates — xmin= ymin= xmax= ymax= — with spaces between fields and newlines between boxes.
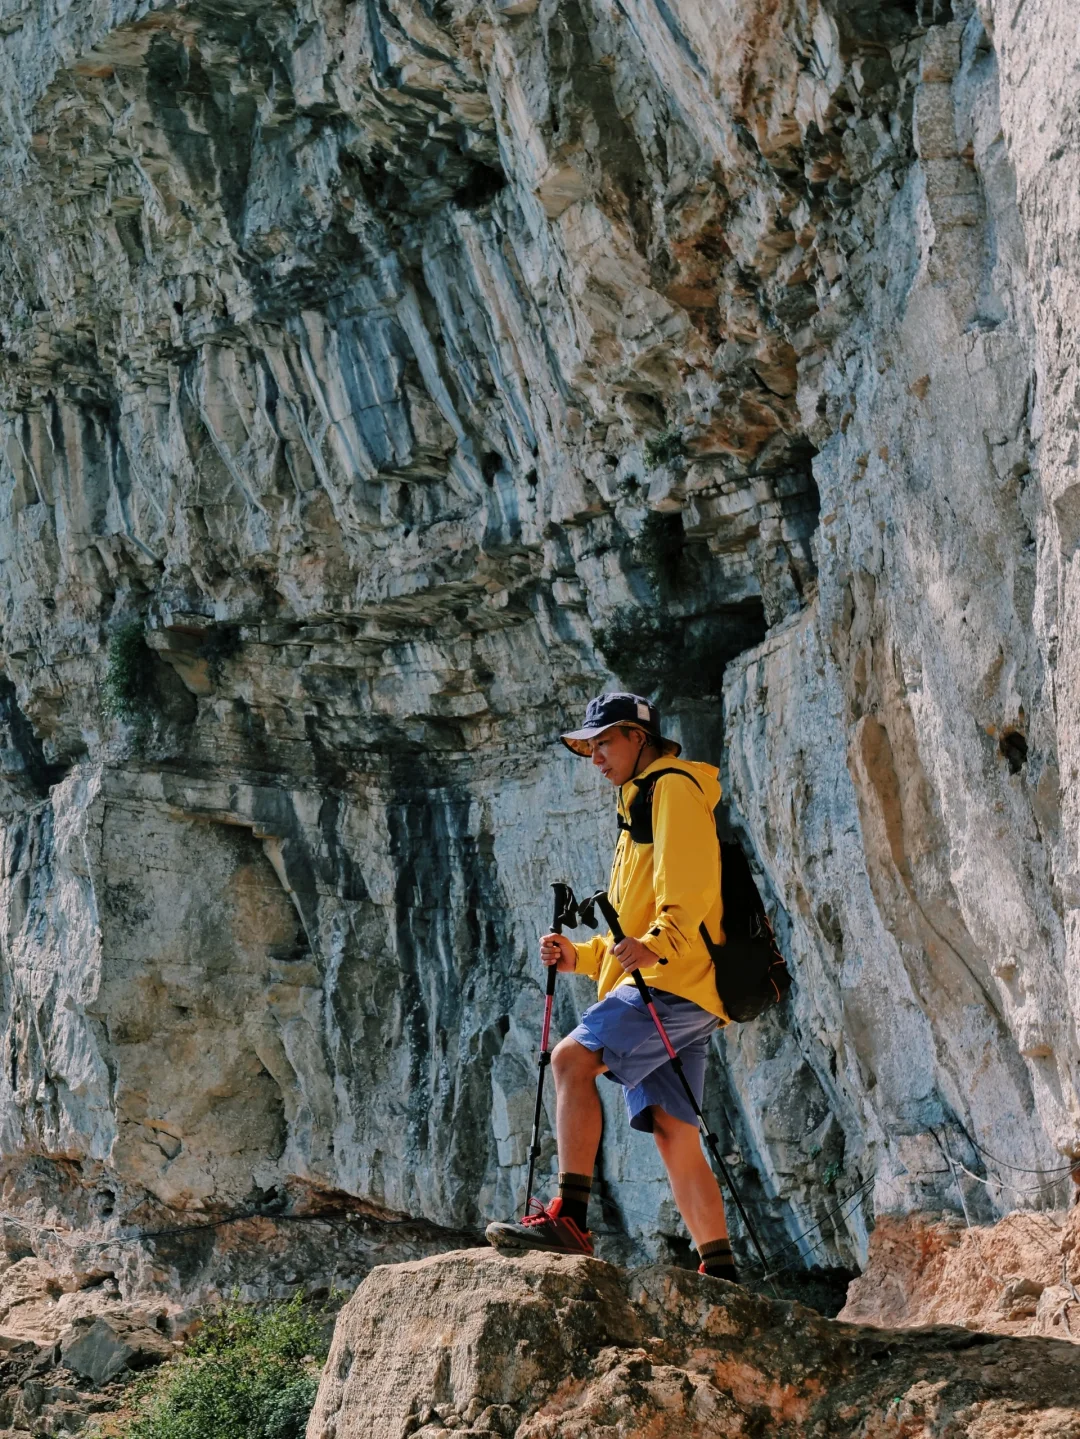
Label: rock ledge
xmin=307 ymin=1249 xmax=1080 ymax=1438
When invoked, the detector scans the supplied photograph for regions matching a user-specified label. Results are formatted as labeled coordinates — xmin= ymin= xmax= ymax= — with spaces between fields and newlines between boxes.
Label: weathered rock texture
xmin=307 ymin=1249 xmax=1080 ymax=1438
xmin=0 ymin=0 xmax=1078 ymax=1297
xmin=841 ymin=1207 xmax=1080 ymax=1341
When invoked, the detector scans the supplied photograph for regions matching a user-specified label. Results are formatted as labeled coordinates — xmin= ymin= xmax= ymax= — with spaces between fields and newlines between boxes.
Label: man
xmin=486 ymin=692 xmax=737 ymax=1282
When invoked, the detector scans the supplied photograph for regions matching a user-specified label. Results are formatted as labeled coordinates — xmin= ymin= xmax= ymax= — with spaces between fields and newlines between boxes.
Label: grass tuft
xmin=96 ymin=1294 xmax=331 ymax=1439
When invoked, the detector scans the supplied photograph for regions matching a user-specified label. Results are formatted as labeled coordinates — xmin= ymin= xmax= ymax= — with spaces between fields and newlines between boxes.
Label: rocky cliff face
xmin=0 ymin=0 xmax=1076 ymax=1299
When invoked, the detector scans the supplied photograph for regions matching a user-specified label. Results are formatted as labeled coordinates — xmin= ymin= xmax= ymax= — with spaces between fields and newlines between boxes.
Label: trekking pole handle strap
xmin=591 ymin=891 xmax=624 ymax=943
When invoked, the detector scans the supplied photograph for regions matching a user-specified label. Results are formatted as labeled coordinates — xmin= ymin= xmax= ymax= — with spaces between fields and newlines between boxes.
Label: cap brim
xmin=559 ymin=724 xmax=609 ymax=757
xmin=559 ymin=725 xmax=682 ymax=758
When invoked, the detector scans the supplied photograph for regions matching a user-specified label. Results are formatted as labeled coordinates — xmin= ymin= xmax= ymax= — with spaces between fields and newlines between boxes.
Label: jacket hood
xmin=628 ymin=756 xmax=721 ymax=811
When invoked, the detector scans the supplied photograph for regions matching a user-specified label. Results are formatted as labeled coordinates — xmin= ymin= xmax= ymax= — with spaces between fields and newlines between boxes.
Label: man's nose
xmin=591 ymin=748 xmax=603 ymax=766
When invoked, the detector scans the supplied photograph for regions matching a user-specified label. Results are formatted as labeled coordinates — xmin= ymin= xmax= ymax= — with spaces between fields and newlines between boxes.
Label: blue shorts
xmin=567 ymin=986 xmax=720 ymax=1132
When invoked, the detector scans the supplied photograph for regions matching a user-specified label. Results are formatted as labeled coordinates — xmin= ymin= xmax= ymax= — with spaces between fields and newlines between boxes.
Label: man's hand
xmin=613 ymin=936 xmax=655 ymax=974
xmin=540 ymin=932 xmax=577 ymax=971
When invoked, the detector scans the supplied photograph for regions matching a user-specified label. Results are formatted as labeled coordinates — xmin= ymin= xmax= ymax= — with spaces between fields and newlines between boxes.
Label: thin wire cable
xmin=967 ymin=1134 xmax=1076 ymax=1177
xmin=937 ymin=1130 xmax=1007 ymax=1285
xmin=758 ymin=1165 xmax=976 ymax=1280
xmin=763 ymin=1182 xmax=876 ymax=1280
xmin=944 ymin=1149 xmax=1073 ymax=1205
xmin=755 ymin=1174 xmax=877 ymax=1268
xmin=940 ymin=1160 xmax=1065 ymax=1261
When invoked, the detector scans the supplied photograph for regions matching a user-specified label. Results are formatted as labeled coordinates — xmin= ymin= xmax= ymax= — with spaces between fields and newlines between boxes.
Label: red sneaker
xmin=485 ymin=1197 xmax=594 ymax=1256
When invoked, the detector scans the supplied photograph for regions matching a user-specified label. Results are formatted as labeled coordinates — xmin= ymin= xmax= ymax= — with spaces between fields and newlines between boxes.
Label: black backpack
xmin=618 ymin=768 xmax=793 ymax=1023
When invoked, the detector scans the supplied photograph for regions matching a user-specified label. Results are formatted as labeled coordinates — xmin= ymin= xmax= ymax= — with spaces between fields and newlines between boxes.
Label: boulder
xmin=60 ymin=1315 xmax=172 ymax=1388
xmin=306 ymin=1249 xmax=1080 ymax=1438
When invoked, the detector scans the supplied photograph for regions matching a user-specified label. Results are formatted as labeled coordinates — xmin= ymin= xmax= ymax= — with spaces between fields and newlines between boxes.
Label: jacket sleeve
xmin=573 ymin=934 xmax=608 ymax=979
xmin=640 ymin=776 xmax=719 ymax=964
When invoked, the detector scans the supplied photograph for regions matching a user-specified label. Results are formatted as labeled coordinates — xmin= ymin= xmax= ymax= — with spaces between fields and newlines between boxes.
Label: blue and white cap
xmin=560 ymin=692 xmax=680 ymax=758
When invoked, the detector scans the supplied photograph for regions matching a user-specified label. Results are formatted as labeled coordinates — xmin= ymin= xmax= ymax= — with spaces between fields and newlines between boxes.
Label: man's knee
xmin=651 ymin=1107 xmax=698 ymax=1154
xmin=551 ymin=1037 xmax=602 ymax=1085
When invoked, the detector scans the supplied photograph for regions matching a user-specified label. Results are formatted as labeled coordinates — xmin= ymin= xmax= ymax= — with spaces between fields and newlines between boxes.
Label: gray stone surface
xmin=60 ymin=1314 xmax=170 ymax=1387
xmin=0 ymin=0 xmax=1075 ymax=1298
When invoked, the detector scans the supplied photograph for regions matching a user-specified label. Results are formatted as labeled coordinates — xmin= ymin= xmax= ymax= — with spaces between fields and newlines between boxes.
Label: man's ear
xmin=633 ymin=729 xmax=649 ymax=772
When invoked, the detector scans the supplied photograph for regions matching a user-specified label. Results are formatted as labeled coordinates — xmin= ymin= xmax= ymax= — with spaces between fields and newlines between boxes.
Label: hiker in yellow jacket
xmin=486 ymin=692 xmax=736 ymax=1282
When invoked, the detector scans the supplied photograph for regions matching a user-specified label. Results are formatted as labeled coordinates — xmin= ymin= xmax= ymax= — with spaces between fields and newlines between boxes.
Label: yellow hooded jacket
xmin=572 ymin=756 xmax=727 ymax=1020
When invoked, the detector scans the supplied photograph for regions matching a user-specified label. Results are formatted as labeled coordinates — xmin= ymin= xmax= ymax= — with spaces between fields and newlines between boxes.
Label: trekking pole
xmin=523 ymin=882 xmax=576 ymax=1217
xmin=587 ymin=890 xmax=779 ymax=1295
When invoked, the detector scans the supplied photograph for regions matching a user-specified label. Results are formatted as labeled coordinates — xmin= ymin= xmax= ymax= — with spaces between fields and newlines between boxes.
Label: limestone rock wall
xmin=0 ymin=0 xmax=1076 ymax=1296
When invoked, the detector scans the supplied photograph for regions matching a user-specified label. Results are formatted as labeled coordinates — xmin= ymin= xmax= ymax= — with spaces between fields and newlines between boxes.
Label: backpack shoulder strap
xmin=617 ymin=767 xmax=703 ymax=845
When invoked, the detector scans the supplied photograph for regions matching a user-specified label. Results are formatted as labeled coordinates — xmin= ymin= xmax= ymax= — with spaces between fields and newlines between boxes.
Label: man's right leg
xmin=550 ymin=1036 xmax=607 ymax=1230
xmin=552 ymin=1036 xmax=607 ymax=1172
xmin=485 ymin=1037 xmax=606 ymax=1253
xmin=651 ymin=1107 xmax=737 ymax=1281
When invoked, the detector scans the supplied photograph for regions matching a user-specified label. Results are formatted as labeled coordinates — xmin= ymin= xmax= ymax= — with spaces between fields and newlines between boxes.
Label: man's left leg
xmin=652 ymin=1108 xmax=738 ymax=1282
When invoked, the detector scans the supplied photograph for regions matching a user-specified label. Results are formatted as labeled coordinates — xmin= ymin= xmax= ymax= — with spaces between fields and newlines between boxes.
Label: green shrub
xmin=594 ymin=601 xmax=764 ymax=702
xmin=594 ymin=608 xmax=684 ymax=699
xmin=102 ymin=1295 xmax=330 ymax=1439
xmin=635 ymin=511 xmax=685 ymax=592
xmin=103 ymin=621 xmax=154 ymax=722
xmin=643 ymin=428 xmax=687 ymax=470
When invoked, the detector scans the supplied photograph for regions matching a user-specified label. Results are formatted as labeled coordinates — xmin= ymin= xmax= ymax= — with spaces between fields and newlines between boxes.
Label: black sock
xmin=557 ymin=1172 xmax=592 ymax=1230
xmin=698 ymin=1237 xmax=738 ymax=1280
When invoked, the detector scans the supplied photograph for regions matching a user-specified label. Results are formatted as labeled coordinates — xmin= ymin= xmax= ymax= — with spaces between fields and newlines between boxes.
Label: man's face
xmin=590 ymin=726 xmax=648 ymax=785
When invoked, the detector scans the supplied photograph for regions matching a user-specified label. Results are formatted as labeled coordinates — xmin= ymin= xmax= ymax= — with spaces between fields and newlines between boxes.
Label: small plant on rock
xmin=103 ymin=621 xmax=155 ymax=723
xmin=635 ymin=511 xmax=685 ymax=592
xmin=595 ymin=607 xmax=684 ymax=699
xmin=200 ymin=624 xmax=243 ymax=686
xmin=643 ymin=428 xmax=688 ymax=471
xmin=594 ymin=601 xmax=759 ymax=703
xmin=98 ymin=1293 xmax=331 ymax=1439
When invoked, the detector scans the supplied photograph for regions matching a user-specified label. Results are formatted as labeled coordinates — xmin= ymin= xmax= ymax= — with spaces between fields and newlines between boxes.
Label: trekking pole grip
xmin=590 ymin=891 xmax=625 ymax=944
xmin=591 ymin=892 xmax=654 ymax=999
xmin=547 ymin=882 xmax=573 ymax=996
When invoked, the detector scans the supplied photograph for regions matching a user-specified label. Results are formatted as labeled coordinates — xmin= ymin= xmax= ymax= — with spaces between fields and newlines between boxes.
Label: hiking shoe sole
xmin=485 ymin=1219 xmax=593 ymax=1256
